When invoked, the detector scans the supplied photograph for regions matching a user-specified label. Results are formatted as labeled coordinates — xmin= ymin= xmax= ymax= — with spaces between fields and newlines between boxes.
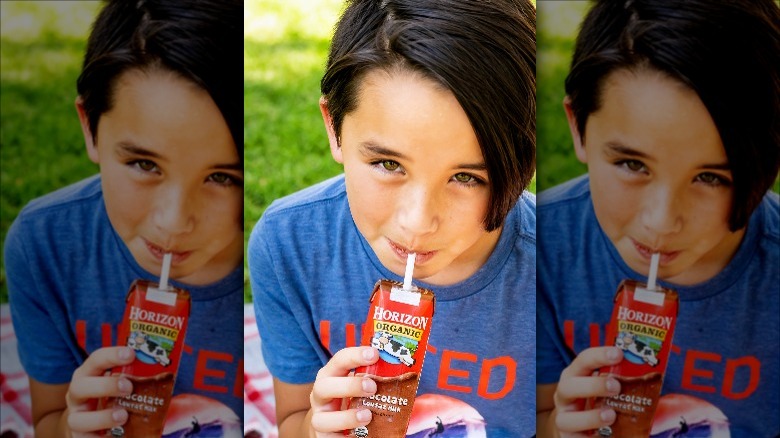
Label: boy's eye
xmin=209 ymin=173 xmax=229 ymax=184
xmin=453 ymin=173 xmax=474 ymax=183
xmin=381 ymin=160 xmax=400 ymax=171
xmin=623 ymin=160 xmax=645 ymax=172
xmin=134 ymin=160 xmax=158 ymax=172
xmin=695 ymin=172 xmax=729 ymax=187
xmin=207 ymin=172 xmax=241 ymax=187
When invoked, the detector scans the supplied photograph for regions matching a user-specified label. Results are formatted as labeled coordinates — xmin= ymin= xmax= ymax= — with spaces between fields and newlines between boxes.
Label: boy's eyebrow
xmin=457 ymin=162 xmax=487 ymax=171
xmin=359 ymin=142 xmax=408 ymax=160
xmin=699 ymin=162 xmax=731 ymax=171
xmin=117 ymin=141 xmax=241 ymax=170
xmin=117 ymin=141 xmax=163 ymax=159
xmin=211 ymin=162 xmax=243 ymax=171
xmin=605 ymin=141 xmax=731 ymax=170
xmin=604 ymin=141 xmax=651 ymax=159
xmin=359 ymin=141 xmax=487 ymax=170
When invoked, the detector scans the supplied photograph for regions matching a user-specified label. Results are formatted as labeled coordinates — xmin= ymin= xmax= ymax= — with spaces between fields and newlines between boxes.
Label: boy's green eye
xmin=696 ymin=173 xmax=725 ymax=186
xmin=625 ymin=160 xmax=644 ymax=172
xmin=210 ymin=173 xmax=229 ymax=184
xmin=137 ymin=160 xmax=156 ymax=171
xmin=699 ymin=174 xmax=715 ymax=183
xmin=209 ymin=173 xmax=239 ymax=186
xmin=382 ymin=160 xmax=400 ymax=171
xmin=454 ymin=173 xmax=474 ymax=183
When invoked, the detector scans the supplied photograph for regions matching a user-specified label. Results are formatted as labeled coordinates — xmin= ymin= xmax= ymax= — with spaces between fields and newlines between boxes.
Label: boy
xmin=250 ymin=0 xmax=537 ymax=436
xmin=536 ymin=1 xmax=779 ymax=436
xmin=4 ymin=0 xmax=244 ymax=435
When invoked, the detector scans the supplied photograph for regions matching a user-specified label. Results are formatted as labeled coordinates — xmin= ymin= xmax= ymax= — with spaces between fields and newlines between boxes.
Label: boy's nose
xmin=397 ymin=185 xmax=439 ymax=237
xmin=640 ymin=184 xmax=683 ymax=239
xmin=153 ymin=186 xmax=195 ymax=238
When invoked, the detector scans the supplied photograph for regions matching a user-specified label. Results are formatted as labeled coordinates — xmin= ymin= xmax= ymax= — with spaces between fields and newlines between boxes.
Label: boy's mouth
xmin=632 ymin=239 xmax=680 ymax=265
xmin=144 ymin=239 xmax=192 ymax=265
xmin=387 ymin=239 xmax=437 ymax=265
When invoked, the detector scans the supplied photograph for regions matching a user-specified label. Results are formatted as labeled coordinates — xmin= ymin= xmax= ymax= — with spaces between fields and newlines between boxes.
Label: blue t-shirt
xmin=249 ymin=174 xmax=537 ymax=437
xmin=4 ymin=175 xmax=244 ymax=426
xmin=537 ymin=175 xmax=779 ymax=437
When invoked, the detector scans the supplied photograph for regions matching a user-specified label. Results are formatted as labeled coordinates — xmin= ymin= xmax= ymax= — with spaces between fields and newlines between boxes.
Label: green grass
xmin=536 ymin=1 xmax=590 ymax=192
xmin=0 ymin=1 xmax=101 ymax=303
xmin=243 ymin=0 xmax=345 ymax=301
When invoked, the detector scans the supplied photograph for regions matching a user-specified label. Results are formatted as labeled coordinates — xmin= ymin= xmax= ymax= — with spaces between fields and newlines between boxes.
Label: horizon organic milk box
xmin=104 ymin=278 xmax=190 ymax=437
xmin=593 ymin=279 xmax=679 ymax=437
xmin=347 ymin=278 xmax=435 ymax=438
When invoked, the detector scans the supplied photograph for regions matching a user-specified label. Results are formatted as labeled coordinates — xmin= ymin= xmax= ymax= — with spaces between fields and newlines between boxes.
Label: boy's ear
xmin=319 ymin=96 xmax=343 ymax=164
xmin=563 ymin=96 xmax=587 ymax=164
xmin=76 ymin=96 xmax=99 ymax=164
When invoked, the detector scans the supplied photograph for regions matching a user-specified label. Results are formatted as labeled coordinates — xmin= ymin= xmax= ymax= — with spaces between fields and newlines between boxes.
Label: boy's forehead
xmin=598 ymin=67 xmax=689 ymax=107
xmin=589 ymin=68 xmax=727 ymax=167
xmin=355 ymin=68 xmax=447 ymax=105
xmin=113 ymin=67 xmax=204 ymax=98
xmin=95 ymin=68 xmax=237 ymax=161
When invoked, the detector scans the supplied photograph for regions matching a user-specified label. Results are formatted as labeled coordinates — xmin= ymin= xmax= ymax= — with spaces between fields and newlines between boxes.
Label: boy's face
xmin=566 ymin=68 xmax=744 ymax=285
xmin=78 ymin=69 xmax=243 ymax=286
xmin=321 ymin=70 xmax=501 ymax=286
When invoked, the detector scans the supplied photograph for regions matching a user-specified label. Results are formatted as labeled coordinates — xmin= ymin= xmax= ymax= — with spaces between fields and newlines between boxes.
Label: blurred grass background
xmin=0 ymin=1 xmax=101 ymax=303
xmin=536 ymin=1 xmax=590 ymax=192
xmin=243 ymin=0 xmax=344 ymax=301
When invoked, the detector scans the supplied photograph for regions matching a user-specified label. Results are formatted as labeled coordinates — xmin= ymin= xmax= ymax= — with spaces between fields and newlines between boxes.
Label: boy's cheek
xmin=591 ymin=187 xmax=634 ymax=236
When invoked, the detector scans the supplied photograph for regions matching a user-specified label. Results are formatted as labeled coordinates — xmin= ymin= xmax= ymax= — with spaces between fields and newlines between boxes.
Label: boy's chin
xmin=621 ymin=253 xmax=689 ymax=284
xmin=377 ymin=255 xmax=435 ymax=283
xmin=132 ymin=251 xmax=193 ymax=282
xmin=379 ymin=262 xmax=413 ymax=280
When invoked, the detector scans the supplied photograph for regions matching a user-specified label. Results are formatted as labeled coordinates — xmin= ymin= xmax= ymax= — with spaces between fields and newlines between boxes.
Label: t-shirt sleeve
xmin=4 ymin=215 xmax=81 ymax=384
xmin=248 ymin=214 xmax=323 ymax=384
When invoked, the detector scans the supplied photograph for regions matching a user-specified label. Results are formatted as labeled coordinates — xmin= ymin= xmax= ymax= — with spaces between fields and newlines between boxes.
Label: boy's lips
xmin=632 ymin=239 xmax=680 ymax=265
xmin=387 ymin=239 xmax=437 ymax=265
xmin=144 ymin=239 xmax=192 ymax=264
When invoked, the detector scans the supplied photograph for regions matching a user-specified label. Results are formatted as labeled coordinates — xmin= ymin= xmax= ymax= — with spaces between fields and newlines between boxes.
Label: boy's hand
xmin=553 ymin=346 xmax=623 ymax=436
xmin=65 ymin=346 xmax=135 ymax=436
xmin=309 ymin=346 xmax=379 ymax=437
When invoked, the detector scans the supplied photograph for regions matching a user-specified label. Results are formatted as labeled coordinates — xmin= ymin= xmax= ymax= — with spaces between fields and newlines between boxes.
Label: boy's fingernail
xmin=362 ymin=378 xmax=376 ymax=393
xmin=118 ymin=379 xmax=132 ymax=394
xmin=356 ymin=409 xmax=372 ymax=422
xmin=600 ymin=408 xmax=616 ymax=423
xmin=112 ymin=409 xmax=128 ymax=423
xmin=606 ymin=347 xmax=620 ymax=361
xmin=606 ymin=378 xmax=620 ymax=394
xmin=118 ymin=347 xmax=132 ymax=360
xmin=362 ymin=348 xmax=376 ymax=361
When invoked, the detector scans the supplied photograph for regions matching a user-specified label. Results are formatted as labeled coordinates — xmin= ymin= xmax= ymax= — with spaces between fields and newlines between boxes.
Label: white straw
xmin=403 ymin=252 xmax=416 ymax=290
xmin=647 ymin=252 xmax=660 ymax=290
xmin=159 ymin=253 xmax=172 ymax=290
